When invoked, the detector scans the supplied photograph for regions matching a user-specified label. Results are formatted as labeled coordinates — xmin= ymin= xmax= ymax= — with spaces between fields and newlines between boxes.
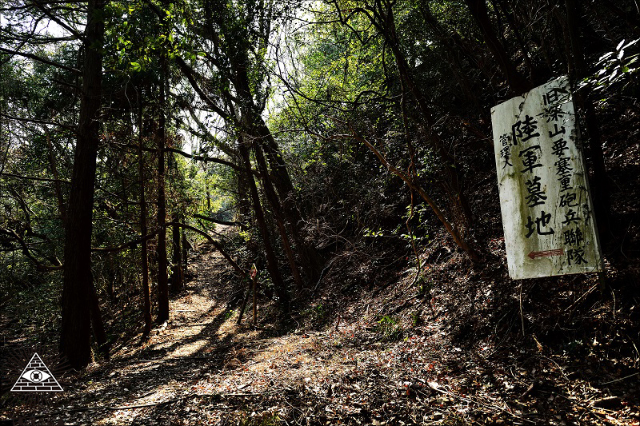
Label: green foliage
xmin=302 ymin=303 xmax=326 ymax=324
xmin=237 ymin=412 xmax=281 ymax=426
xmin=411 ymin=310 xmax=422 ymax=327
xmin=376 ymin=315 xmax=403 ymax=341
xmin=2 ymin=0 xmax=639 ymax=369
xmin=417 ymin=279 xmax=433 ymax=298
xmin=586 ymin=38 xmax=639 ymax=92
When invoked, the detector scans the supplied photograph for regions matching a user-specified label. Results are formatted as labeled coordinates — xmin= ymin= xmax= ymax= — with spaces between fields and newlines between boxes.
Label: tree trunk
xmin=367 ymin=1 xmax=474 ymax=233
xmin=564 ymin=0 xmax=611 ymax=242
xmin=238 ymin=137 xmax=290 ymax=313
xmin=418 ymin=1 xmax=478 ymax=108
xmin=228 ymin=39 xmax=324 ymax=282
xmin=252 ymin=142 xmax=304 ymax=290
xmin=156 ymin=54 xmax=169 ymax=323
xmin=253 ymin=119 xmax=324 ymax=281
xmin=235 ymin=163 xmax=253 ymax=225
xmin=89 ymin=278 xmax=109 ymax=358
xmin=493 ymin=0 xmax=540 ymax=83
xmin=139 ymin=101 xmax=152 ymax=337
xmin=181 ymin=224 xmax=189 ymax=271
xmin=464 ymin=0 xmax=531 ymax=95
xmin=171 ymin=212 xmax=184 ymax=293
xmin=60 ymin=0 xmax=105 ymax=369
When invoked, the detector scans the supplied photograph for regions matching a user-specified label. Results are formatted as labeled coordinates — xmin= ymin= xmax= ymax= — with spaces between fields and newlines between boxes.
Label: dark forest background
xmin=0 ymin=0 xmax=638 ymax=379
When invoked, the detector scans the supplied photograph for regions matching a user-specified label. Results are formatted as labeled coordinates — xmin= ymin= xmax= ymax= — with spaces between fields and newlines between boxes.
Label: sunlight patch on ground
xmin=94 ymin=380 xmax=185 ymax=425
xmin=186 ymin=329 xmax=366 ymax=398
xmin=167 ymin=338 xmax=209 ymax=358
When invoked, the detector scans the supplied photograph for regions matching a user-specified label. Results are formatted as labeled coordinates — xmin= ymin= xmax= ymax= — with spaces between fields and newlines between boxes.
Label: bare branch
xmin=31 ymin=1 xmax=85 ymax=40
xmin=0 ymin=228 xmax=63 ymax=271
xmin=0 ymin=112 xmax=77 ymax=132
xmin=0 ymin=171 xmax=71 ymax=184
xmin=165 ymin=147 xmax=242 ymax=171
xmin=0 ymin=46 xmax=81 ymax=75
xmin=166 ymin=221 xmax=246 ymax=277
xmin=193 ymin=213 xmax=242 ymax=227
xmin=329 ymin=117 xmax=478 ymax=261
xmin=91 ymin=230 xmax=159 ymax=253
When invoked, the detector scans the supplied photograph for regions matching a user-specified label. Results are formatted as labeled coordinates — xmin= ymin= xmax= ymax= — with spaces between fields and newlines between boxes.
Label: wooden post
xmin=252 ymin=265 xmax=258 ymax=326
xmin=236 ymin=265 xmax=258 ymax=325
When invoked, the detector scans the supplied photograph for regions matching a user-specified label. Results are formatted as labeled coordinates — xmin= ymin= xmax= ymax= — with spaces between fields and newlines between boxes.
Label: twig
xmin=109 ymin=399 xmax=177 ymax=410
xmin=107 ymin=391 xmax=273 ymax=411
xmin=566 ymin=284 xmax=598 ymax=313
xmin=600 ymin=372 xmax=639 ymax=385
xmin=312 ymin=257 xmax=337 ymax=295
xmin=539 ymin=355 xmax=570 ymax=381
xmin=520 ymin=382 xmax=535 ymax=399
xmin=427 ymin=381 xmax=535 ymax=424
xmin=519 ymin=283 xmax=525 ymax=337
xmin=0 ymin=171 xmax=70 ymax=184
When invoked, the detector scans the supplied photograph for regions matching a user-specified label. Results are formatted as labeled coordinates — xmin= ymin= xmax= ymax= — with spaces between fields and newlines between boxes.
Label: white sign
xmin=491 ymin=76 xmax=603 ymax=279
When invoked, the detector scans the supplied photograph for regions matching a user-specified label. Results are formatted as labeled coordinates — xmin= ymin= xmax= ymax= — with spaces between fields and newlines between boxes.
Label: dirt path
xmin=56 ymin=247 xmax=280 ymax=425
xmin=3 ymin=246 xmax=396 ymax=425
xmin=2 ymin=245 xmax=450 ymax=425
xmin=4 ymin=245 xmax=639 ymax=425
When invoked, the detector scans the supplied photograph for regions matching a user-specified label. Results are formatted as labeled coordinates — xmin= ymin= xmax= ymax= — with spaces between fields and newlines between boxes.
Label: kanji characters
xmin=552 ymin=138 xmax=569 ymax=157
xmin=539 ymin=103 xmax=567 ymax=122
xmin=525 ymin=176 xmax=547 ymax=207
xmin=559 ymin=192 xmax=579 ymax=208
xmin=519 ymin=145 xmax=543 ymax=173
xmin=512 ymin=115 xmax=540 ymax=143
xmin=525 ymin=210 xmax=555 ymax=238
xmin=543 ymin=86 xmax=569 ymax=106
xmin=564 ymin=228 xmax=584 ymax=246
xmin=499 ymin=133 xmax=513 ymax=168
xmin=562 ymin=209 xmax=581 ymax=225
xmin=567 ymin=248 xmax=588 ymax=265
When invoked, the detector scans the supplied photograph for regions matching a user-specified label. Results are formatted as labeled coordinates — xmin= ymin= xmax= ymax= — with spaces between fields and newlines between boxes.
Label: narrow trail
xmin=7 ymin=243 xmax=635 ymax=424
xmin=18 ymin=245 xmax=411 ymax=425
xmin=52 ymin=246 xmax=287 ymax=425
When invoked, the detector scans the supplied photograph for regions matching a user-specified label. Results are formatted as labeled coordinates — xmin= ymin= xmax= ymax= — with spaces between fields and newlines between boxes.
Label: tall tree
xmin=60 ymin=0 xmax=107 ymax=369
xmin=144 ymin=0 xmax=322 ymax=301
xmin=319 ymin=0 xmax=478 ymax=259
xmin=138 ymin=100 xmax=152 ymax=337
xmin=155 ymin=53 xmax=169 ymax=323
xmin=464 ymin=0 xmax=532 ymax=94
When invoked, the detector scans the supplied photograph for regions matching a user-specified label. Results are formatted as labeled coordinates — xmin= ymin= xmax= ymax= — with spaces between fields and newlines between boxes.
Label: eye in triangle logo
xmin=11 ymin=353 xmax=63 ymax=392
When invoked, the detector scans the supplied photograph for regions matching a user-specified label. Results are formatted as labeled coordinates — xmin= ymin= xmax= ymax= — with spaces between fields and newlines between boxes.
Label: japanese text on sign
xmin=491 ymin=77 xmax=603 ymax=279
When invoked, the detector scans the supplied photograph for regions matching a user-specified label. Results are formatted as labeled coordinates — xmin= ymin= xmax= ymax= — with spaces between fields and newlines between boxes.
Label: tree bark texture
xmin=60 ymin=0 xmax=105 ymax=369
xmin=171 ymin=212 xmax=184 ymax=293
xmin=251 ymin=141 xmax=304 ymax=290
xmin=238 ymin=137 xmax=290 ymax=313
xmin=464 ymin=0 xmax=532 ymax=95
xmin=156 ymin=53 xmax=169 ymax=323
xmin=139 ymin=102 xmax=152 ymax=337
xmin=564 ymin=0 xmax=611 ymax=242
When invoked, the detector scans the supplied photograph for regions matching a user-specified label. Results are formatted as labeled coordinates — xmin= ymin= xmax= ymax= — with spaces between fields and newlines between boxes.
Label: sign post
xmin=491 ymin=76 xmax=604 ymax=279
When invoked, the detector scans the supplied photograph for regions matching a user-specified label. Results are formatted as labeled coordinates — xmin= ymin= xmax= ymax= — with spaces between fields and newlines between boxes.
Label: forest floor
xmin=1 ymin=230 xmax=639 ymax=425
xmin=2 ymin=104 xmax=640 ymax=424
